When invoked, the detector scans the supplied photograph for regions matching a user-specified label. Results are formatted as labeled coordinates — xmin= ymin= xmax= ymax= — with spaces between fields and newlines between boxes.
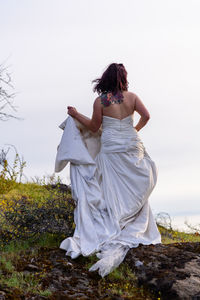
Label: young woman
xmin=61 ymin=63 xmax=161 ymax=277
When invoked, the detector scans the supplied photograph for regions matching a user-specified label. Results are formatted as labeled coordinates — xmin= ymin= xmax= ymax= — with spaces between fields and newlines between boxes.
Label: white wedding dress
xmin=55 ymin=114 xmax=161 ymax=277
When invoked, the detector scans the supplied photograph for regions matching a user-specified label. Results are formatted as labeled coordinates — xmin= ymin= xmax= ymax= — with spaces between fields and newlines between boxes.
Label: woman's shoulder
xmin=123 ymin=91 xmax=137 ymax=99
xmin=93 ymin=96 xmax=102 ymax=107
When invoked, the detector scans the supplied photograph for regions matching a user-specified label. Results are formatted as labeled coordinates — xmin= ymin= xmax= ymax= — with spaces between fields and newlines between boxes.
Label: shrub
xmin=0 ymin=183 xmax=75 ymax=248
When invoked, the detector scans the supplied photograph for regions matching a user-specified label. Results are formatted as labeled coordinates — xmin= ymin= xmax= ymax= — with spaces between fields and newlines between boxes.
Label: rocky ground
xmin=0 ymin=242 xmax=200 ymax=299
xmin=0 ymin=245 xmax=155 ymax=300
xmin=125 ymin=242 xmax=200 ymax=300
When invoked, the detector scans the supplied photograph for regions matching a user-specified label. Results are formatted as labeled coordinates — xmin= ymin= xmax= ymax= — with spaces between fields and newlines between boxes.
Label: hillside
xmin=0 ymin=181 xmax=200 ymax=299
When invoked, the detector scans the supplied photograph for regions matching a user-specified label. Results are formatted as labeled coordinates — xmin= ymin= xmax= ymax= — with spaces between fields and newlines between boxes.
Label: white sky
xmin=1 ymin=0 xmax=200 ymax=217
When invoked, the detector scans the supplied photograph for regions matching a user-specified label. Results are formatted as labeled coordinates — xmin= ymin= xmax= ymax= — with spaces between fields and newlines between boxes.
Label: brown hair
xmin=92 ymin=63 xmax=128 ymax=95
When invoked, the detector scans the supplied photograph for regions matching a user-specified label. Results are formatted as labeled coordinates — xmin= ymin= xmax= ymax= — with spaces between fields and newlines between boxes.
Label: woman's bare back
xmin=68 ymin=91 xmax=150 ymax=132
xmin=101 ymin=91 xmax=136 ymax=120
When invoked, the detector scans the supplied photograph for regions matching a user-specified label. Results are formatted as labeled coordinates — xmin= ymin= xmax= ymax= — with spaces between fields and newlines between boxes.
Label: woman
xmin=67 ymin=63 xmax=150 ymax=133
xmin=60 ymin=63 xmax=161 ymax=277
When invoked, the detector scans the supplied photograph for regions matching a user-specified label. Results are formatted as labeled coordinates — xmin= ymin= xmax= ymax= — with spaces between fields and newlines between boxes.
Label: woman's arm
xmin=67 ymin=97 xmax=102 ymax=133
xmin=134 ymin=95 xmax=150 ymax=132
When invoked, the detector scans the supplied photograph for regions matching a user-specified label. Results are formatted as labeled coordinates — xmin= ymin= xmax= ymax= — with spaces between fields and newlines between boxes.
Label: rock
xmin=172 ymin=258 xmax=200 ymax=299
xmin=135 ymin=260 xmax=143 ymax=267
xmin=67 ymin=292 xmax=89 ymax=299
xmin=24 ymin=264 xmax=41 ymax=272
xmin=0 ymin=291 xmax=6 ymax=300
xmin=125 ymin=242 xmax=200 ymax=300
xmin=30 ymin=296 xmax=47 ymax=300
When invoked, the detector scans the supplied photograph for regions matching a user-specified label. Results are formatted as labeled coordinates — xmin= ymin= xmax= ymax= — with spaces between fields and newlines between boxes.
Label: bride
xmin=57 ymin=63 xmax=161 ymax=277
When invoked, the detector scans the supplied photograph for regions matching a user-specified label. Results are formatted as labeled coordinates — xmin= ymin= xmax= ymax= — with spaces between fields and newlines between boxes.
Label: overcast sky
xmin=1 ymin=0 xmax=200 ymax=217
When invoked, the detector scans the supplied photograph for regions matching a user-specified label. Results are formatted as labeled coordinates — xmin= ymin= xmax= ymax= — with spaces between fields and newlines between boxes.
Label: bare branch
xmin=184 ymin=220 xmax=200 ymax=234
xmin=0 ymin=62 xmax=22 ymax=121
xmin=155 ymin=212 xmax=173 ymax=230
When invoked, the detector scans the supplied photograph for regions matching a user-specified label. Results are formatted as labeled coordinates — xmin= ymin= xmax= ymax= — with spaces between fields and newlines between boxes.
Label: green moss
xmin=37 ymin=289 xmax=52 ymax=297
xmin=98 ymin=263 xmax=155 ymax=299
xmin=107 ymin=263 xmax=137 ymax=281
xmin=0 ymin=256 xmax=15 ymax=273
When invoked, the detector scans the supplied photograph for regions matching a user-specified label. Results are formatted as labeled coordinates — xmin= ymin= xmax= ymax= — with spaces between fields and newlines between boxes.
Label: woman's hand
xmin=67 ymin=106 xmax=78 ymax=118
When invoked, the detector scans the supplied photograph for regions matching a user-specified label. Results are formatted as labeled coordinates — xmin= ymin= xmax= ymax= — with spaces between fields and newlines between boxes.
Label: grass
xmin=98 ymin=263 xmax=156 ymax=299
xmin=82 ymin=254 xmax=155 ymax=299
xmin=0 ymin=250 xmax=52 ymax=297
xmin=158 ymin=225 xmax=200 ymax=244
xmin=0 ymin=271 xmax=52 ymax=297
xmin=0 ymin=232 xmax=65 ymax=253
xmin=0 ymin=181 xmax=70 ymax=209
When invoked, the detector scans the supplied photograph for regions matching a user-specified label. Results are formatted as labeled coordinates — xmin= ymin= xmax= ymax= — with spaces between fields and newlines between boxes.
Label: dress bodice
xmin=102 ymin=115 xmax=134 ymax=130
xmin=100 ymin=115 xmax=144 ymax=157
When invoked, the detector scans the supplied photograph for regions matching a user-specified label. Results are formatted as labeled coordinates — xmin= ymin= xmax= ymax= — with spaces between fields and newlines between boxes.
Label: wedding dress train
xmin=55 ymin=115 xmax=161 ymax=277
